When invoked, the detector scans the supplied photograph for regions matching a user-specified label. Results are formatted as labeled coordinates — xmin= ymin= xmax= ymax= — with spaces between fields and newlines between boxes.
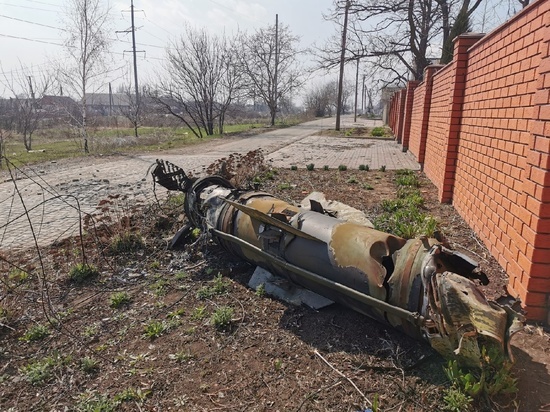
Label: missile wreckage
xmin=152 ymin=158 xmax=523 ymax=368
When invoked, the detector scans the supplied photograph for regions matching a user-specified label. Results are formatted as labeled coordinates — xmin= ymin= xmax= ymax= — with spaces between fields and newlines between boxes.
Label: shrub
xmin=371 ymin=126 xmax=385 ymax=136
xmin=69 ymin=263 xmax=99 ymax=283
xmin=306 ymin=163 xmax=315 ymax=171
xmin=109 ymin=232 xmax=144 ymax=254
xmin=338 ymin=165 xmax=347 ymax=171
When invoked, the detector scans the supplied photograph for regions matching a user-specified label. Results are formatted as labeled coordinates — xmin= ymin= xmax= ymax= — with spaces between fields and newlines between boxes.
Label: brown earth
xmin=1 ymin=163 xmax=549 ymax=412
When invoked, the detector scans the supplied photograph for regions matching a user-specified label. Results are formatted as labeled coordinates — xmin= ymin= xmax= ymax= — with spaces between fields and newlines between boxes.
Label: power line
xmin=0 ymin=13 xmax=67 ymax=31
xmin=0 ymin=2 xmax=58 ymax=12
xmin=0 ymin=33 xmax=65 ymax=46
xmin=19 ymin=0 xmax=61 ymax=8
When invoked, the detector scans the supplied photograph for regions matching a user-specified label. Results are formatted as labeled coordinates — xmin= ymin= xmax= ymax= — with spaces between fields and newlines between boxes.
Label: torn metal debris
xmin=152 ymin=159 xmax=523 ymax=367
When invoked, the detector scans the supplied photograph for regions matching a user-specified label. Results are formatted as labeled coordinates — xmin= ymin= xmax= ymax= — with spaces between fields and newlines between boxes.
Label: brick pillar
xmin=401 ymin=81 xmax=420 ymax=152
xmin=417 ymin=65 xmax=443 ymax=165
xmin=510 ymin=19 xmax=550 ymax=323
xmin=440 ymin=33 xmax=485 ymax=203
xmin=395 ymin=89 xmax=407 ymax=143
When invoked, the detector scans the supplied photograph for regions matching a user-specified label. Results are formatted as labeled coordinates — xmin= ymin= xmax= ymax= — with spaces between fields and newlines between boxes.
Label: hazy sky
xmin=0 ymin=0 xmax=337 ymax=97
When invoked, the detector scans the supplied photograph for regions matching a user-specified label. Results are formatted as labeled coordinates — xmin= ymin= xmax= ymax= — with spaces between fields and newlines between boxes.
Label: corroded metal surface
xmin=152 ymin=160 xmax=523 ymax=367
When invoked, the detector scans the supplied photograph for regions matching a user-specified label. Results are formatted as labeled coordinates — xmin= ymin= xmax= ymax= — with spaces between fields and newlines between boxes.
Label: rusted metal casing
xmin=153 ymin=161 xmax=522 ymax=367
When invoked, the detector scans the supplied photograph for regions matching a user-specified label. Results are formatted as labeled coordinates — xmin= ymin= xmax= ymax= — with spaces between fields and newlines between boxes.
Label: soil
xmin=1 ymin=163 xmax=549 ymax=411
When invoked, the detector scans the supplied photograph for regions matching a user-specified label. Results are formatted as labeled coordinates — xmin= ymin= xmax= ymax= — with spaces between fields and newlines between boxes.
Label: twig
xmin=313 ymin=349 xmax=371 ymax=407
xmin=295 ymin=380 xmax=343 ymax=412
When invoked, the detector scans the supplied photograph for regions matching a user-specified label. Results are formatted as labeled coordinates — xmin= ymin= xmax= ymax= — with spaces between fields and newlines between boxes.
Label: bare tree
xmin=153 ymin=27 xmax=245 ymax=138
xmin=118 ymin=84 xmax=141 ymax=137
xmin=1 ymin=66 xmax=51 ymax=151
xmin=237 ymin=22 xmax=305 ymax=126
xmin=304 ymin=81 xmax=338 ymax=117
xmin=57 ymin=0 xmax=112 ymax=153
xmin=318 ymin=0 xmax=486 ymax=83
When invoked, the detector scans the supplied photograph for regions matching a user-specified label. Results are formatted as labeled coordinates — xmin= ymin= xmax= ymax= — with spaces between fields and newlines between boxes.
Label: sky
xmin=0 ymin=0 xmax=338 ymax=99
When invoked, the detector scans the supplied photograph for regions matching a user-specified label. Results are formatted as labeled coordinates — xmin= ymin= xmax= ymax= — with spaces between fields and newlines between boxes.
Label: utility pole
xmin=335 ymin=0 xmax=350 ymax=131
xmin=354 ymin=57 xmax=359 ymax=122
xmin=272 ymin=13 xmax=279 ymax=126
xmin=361 ymin=74 xmax=366 ymax=114
xmin=118 ymin=0 xmax=144 ymax=137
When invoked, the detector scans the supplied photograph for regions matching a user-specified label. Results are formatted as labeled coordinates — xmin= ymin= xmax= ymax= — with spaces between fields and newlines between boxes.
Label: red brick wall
xmin=387 ymin=0 xmax=550 ymax=322
xmin=423 ymin=64 xmax=454 ymax=198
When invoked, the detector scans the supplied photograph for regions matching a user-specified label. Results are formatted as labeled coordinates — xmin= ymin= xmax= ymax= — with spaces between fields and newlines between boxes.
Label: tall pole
xmin=361 ymin=74 xmax=366 ymax=114
xmin=335 ymin=0 xmax=350 ymax=131
xmin=130 ymin=0 xmax=139 ymax=137
xmin=272 ymin=14 xmax=279 ymax=126
xmin=354 ymin=57 xmax=359 ymax=122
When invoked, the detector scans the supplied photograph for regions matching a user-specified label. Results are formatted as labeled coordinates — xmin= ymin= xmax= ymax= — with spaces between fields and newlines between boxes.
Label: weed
xmin=109 ymin=231 xmax=144 ymax=254
xmin=277 ymin=182 xmax=292 ymax=190
xmin=396 ymin=171 xmax=420 ymax=187
xmin=323 ymin=165 xmax=329 ymax=170
xmin=380 ymin=165 xmax=387 ymax=172
xmin=443 ymin=346 xmax=518 ymax=409
xmin=20 ymin=354 xmax=65 ymax=385
xmin=211 ymin=306 xmax=234 ymax=330
xmin=167 ymin=308 xmax=185 ymax=319
xmin=114 ymin=387 xmax=150 ymax=403
xmin=191 ymin=228 xmax=201 ymax=239
xmin=19 ymin=324 xmax=50 ymax=342
xmin=76 ymin=393 xmax=117 ymax=412
xmin=255 ymin=283 xmax=266 ymax=297
xmin=274 ymin=358 xmax=283 ymax=371
xmin=306 ymin=163 xmax=315 ymax=171
xmin=338 ymin=165 xmax=347 ymax=171
xmin=359 ymin=164 xmax=369 ymax=171
xmin=83 ymin=324 xmax=99 ymax=338
xmin=175 ymin=271 xmax=189 ymax=280
xmin=191 ymin=306 xmax=207 ymax=321
xmin=8 ymin=268 xmax=29 ymax=284
xmin=443 ymin=387 xmax=473 ymax=411
xmin=290 ymin=165 xmax=298 ymax=170
xmin=169 ymin=350 xmax=194 ymax=363
xmin=143 ymin=320 xmax=167 ymax=339
xmin=363 ymin=184 xmax=374 ymax=190
xmin=80 ymin=357 xmax=99 ymax=374
xmin=165 ymin=193 xmax=185 ymax=208
xmin=150 ymin=279 xmax=169 ymax=297
xmin=347 ymin=176 xmax=358 ymax=184
xmin=371 ymin=126 xmax=385 ymax=136
xmin=110 ymin=292 xmax=132 ymax=309
xmin=69 ymin=263 xmax=99 ymax=283
xmin=197 ymin=273 xmax=229 ymax=299
xmin=149 ymin=261 xmax=161 ymax=270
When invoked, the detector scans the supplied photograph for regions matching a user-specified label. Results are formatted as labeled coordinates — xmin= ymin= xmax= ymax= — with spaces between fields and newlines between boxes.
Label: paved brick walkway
xmin=0 ymin=116 xmax=419 ymax=251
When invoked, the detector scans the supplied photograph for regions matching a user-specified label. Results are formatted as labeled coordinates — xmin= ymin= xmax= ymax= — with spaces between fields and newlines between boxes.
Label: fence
xmin=388 ymin=0 xmax=550 ymax=322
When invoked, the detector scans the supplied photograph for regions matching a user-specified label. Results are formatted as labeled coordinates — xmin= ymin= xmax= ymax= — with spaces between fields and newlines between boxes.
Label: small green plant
xmin=197 ymin=273 xmax=228 ymax=299
xmin=371 ymin=126 xmax=385 ymax=136
xmin=149 ymin=261 xmax=161 ymax=270
xmin=323 ymin=165 xmax=329 ymax=171
xmin=191 ymin=306 xmax=207 ymax=320
xmin=109 ymin=232 xmax=144 ymax=254
xmin=83 ymin=324 xmax=99 ymax=338
xmin=169 ymin=350 xmax=194 ymax=363
xmin=344 ymin=127 xmax=356 ymax=136
xmin=347 ymin=176 xmax=358 ymax=184
xmin=110 ymin=292 xmax=132 ymax=308
xmin=358 ymin=164 xmax=369 ymax=171
xmin=211 ymin=306 xmax=234 ymax=330
xmin=143 ymin=320 xmax=167 ymax=339
xmin=290 ymin=165 xmax=298 ymax=170
xmin=76 ymin=392 xmax=117 ymax=412
xmin=21 ymin=355 xmax=61 ymax=385
xmin=8 ymin=268 xmax=29 ymax=284
xmin=363 ymin=183 xmax=374 ymax=190
xmin=338 ymin=165 xmax=347 ymax=171
xmin=150 ymin=279 xmax=169 ymax=297
xmin=443 ymin=387 xmax=474 ymax=411
xmin=20 ymin=323 xmax=50 ymax=342
xmin=68 ymin=263 xmax=99 ymax=283
xmin=306 ymin=163 xmax=315 ymax=171
xmin=277 ymin=182 xmax=292 ymax=190
xmin=255 ymin=283 xmax=266 ymax=297
xmin=167 ymin=308 xmax=185 ymax=319
xmin=175 ymin=271 xmax=189 ymax=280
xmin=396 ymin=170 xmax=420 ymax=187
xmin=114 ymin=387 xmax=150 ymax=403
xmin=380 ymin=165 xmax=386 ymax=172
xmin=80 ymin=357 xmax=99 ymax=374
xmin=273 ymin=358 xmax=283 ymax=371
xmin=191 ymin=228 xmax=201 ymax=239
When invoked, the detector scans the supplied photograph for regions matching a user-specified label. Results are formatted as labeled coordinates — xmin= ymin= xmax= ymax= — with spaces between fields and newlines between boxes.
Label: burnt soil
xmin=1 ymin=165 xmax=549 ymax=412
